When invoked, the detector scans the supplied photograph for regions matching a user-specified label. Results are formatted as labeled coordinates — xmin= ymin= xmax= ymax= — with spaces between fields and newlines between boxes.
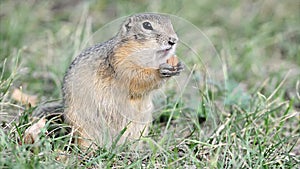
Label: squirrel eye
xmin=142 ymin=22 xmax=153 ymax=30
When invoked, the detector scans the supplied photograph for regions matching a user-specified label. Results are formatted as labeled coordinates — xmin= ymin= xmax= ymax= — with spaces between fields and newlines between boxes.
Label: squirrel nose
xmin=168 ymin=37 xmax=178 ymax=46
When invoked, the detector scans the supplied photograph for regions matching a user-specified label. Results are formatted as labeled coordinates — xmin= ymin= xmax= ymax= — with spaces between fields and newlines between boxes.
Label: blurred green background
xmin=1 ymin=0 xmax=299 ymax=100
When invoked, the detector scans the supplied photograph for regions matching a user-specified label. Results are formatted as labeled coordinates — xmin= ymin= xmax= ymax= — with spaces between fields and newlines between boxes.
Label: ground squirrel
xmin=62 ymin=13 xmax=184 ymax=148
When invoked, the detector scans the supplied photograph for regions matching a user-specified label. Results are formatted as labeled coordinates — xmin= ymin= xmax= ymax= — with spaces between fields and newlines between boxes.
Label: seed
xmin=167 ymin=55 xmax=179 ymax=66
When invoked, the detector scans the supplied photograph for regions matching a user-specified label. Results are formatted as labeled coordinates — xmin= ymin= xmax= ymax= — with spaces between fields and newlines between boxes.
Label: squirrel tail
xmin=33 ymin=101 xmax=64 ymax=121
xmin=32 ymin=101 xmax=73 ymax=141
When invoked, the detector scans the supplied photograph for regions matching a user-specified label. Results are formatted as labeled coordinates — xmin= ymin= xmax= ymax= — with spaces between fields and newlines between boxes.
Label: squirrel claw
xmin=159 ymin=62 xmax=184 ymax=78
xmin=175 ymin=61 xmax=185 ymax=72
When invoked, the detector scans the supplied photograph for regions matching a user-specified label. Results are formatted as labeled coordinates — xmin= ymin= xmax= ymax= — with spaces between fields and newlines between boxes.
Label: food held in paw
xmin=167 ymin=55 xmax=179 ymax=67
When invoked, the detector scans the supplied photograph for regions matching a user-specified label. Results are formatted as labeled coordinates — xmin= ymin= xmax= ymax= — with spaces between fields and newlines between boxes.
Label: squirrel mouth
xmin=158 ymin=46 xmax=173 ymax=56
xmin=165 ymin=47 xmax=172 ymax=52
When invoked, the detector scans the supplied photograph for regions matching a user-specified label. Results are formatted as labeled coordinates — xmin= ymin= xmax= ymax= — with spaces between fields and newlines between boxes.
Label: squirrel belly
xmin=63 ymin=40 xmax=161 ymax=147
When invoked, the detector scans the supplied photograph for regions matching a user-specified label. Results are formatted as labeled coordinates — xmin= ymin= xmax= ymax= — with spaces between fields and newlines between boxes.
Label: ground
xmin=0 ymin=0 xmax=299 ymax=168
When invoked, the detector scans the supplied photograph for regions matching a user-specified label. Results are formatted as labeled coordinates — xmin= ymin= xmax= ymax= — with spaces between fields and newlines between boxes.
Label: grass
xmin=1 ymin=0 xmax=299 ymax=168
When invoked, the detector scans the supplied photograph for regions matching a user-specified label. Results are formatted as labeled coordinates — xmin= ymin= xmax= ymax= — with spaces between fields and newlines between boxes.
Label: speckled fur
xmin=62 ymin=13 xmax=179 ymax=148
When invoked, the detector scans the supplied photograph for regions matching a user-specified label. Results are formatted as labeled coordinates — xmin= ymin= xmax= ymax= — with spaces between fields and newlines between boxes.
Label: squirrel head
xmin=117 ymin=13 xmax=178 ymax=68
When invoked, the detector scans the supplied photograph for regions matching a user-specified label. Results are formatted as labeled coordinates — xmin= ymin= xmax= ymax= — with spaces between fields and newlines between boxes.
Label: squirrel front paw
xmin=159 ymin=62 xmax=184 ymax=78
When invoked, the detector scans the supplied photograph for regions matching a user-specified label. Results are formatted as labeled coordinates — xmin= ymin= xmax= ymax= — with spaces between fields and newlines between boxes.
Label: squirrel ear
xmin=122 ymin=17 xmax=133 ymax=33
